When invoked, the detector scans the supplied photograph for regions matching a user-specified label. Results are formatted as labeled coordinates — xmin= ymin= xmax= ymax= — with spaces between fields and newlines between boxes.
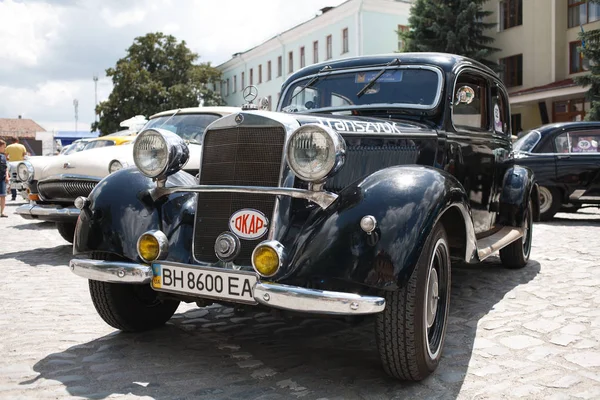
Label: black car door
xmin=553 ymin=128 xmax=600 ymax=202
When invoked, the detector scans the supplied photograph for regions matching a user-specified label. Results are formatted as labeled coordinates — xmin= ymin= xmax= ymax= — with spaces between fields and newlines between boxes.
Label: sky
xmin=0 ymin=0 xmax=347 ymax=132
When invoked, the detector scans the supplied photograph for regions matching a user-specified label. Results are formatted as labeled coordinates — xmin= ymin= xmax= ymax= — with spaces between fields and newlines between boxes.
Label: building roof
xmin=510 ymin=79 xmax=577 ymax=97
xmin=0 ymin=118 xmax=46 ymax=139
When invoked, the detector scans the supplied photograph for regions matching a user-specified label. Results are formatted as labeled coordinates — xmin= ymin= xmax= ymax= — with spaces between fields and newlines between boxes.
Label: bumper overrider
xmin=70 ymin=258 xmax=386 ymax=315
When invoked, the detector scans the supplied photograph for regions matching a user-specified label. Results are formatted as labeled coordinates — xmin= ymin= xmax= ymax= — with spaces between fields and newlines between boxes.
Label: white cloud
xmin=101 ymin=6 xmax=147 ymax=28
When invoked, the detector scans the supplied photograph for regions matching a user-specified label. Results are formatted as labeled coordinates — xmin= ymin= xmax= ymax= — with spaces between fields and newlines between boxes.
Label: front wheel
xmin=56 ymin=222 xmax=77 ymax=243
xmin=500 ymin=198 xmax=533 ymax=269
xmin=376 ymin=223 xmax=451 ymax=381
xmin=538 ymin=186 xmax=561 ymax=221
xmin=88 ymin=253 xmax=180 ymax=332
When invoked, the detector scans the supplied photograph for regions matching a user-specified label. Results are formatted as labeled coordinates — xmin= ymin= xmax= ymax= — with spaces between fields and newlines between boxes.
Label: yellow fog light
xmin=252 ymin=241 xmax=285 ymax=277
xmin=136 ymin=230 xmax=168 ymax=263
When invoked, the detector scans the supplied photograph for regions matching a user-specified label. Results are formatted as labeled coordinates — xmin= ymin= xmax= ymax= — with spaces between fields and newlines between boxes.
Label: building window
xmin=568 ymin=0 xmax=600 ymax=28
xmin=570 ymin=41 xmax=586 ymax=73
xmin=511 ymin=114 xmax=522 ymax=135
xmin=499 ymin=54 xmax=523 ymax=87
xmin=258 ymin=65 xmax=263 ymax=84
xmin=241 ymin=72 xmax=245 ymax=89
xmin=300 ymin=46 xmax=305 ymax=68
xmin=226 ymin=78 xmax=230 ymax=96
xmin=397 ymin=25 xmax=409 ymax=51
xmin=313 ymin=41 xmax=319 ymax=63
xmin=233 ymin=75 xmax=237 ymax=93
xmin=326 ymin=35 xmax=333 ymax=59
xmin=288 ymin=51 xmax=294 ymax=73
xmin=342 ymin=28 xmax=349 ymax=53
xmin=267 ymin=61 xmax=272 ymax=81
xmin=553 ymin=98 xmax=587 ymax=122
xmin=500 ymin=0 xmax=522 ymax=30
xmin=277 ymin=56 xmax=282 ymax=77
xmin=267 ymin=95 xmax=272 ymax=111
xmin=250 ymin=68 xmax=253 ymax=85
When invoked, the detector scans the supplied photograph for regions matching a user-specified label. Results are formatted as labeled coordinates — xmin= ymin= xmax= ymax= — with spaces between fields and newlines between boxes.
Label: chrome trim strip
xmin=69 ymin=259 xmax=153 ymax=284
xmin=15 ymin=204 xmax=80 ymax=219
xmin=254 ymin=283 xmax=386 ymax=315
xmin=69 ymin=258 xmax=386 ymax=315
xmin=152 ymin=185 xmax=338 ymax=209
xmin=477 ymin=227 xmax=524 ymax=261
xmin=39 ymin=174 xmax=103 ymax=183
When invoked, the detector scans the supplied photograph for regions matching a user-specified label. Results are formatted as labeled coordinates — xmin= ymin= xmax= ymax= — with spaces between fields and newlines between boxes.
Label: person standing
xmin=5 ymin=137 xmax=27 ymax=201
xmin=0 ymin=139 xmax=9 ymax=217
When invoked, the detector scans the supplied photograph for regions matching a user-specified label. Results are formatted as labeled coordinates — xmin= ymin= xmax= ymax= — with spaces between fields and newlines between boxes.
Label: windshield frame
xmin=278 ymin=65 xmax=445 ymax=113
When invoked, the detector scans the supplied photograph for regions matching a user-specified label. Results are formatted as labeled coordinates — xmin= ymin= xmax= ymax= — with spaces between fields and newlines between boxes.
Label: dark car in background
xmin=514 ymin=122 xmax=600 ymax=220
xmin=69 ymin=53 xmax=538 ymax=381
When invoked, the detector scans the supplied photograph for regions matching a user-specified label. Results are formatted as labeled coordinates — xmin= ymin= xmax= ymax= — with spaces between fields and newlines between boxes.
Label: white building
xmin=217 ymin=0 xmax=414 ymax=109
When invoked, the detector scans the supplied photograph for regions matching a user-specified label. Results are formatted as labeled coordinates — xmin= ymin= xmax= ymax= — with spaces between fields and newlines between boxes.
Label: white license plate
xmin=151 ymin=262 xmax=258 ymax=304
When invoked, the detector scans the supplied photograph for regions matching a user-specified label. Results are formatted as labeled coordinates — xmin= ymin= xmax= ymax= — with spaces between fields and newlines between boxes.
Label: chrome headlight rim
xmin=286 ymin=124 xmax=346 ymax=183
xmin=133 ymin=128 xmax=189 ymax=180
xmin=17 ymin=161 xmax=34 ymax=182
xmin=108 ymin=159 xmax=123 ymax=174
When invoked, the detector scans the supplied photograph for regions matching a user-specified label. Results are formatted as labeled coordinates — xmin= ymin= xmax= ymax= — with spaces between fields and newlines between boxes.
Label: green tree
xmin=401 ymin=0 xmax=499 ymax=70
xmin=575 ymin=1 xmax=600 ymax=121
xmin=92 ymin=32 xmax=225 ymax=134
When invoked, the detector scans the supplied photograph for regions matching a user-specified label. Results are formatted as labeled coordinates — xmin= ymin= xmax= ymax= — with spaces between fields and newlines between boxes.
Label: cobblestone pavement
xmin=0 ymin=200 xmax=599 ymax=400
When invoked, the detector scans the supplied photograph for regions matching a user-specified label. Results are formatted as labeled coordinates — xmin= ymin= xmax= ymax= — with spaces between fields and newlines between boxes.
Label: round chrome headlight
xmin=108 ymin=160 xmax=123 ymax=174
xmin=286 ymin=124 xmax=346 ymax=182
xmin=133 ymin=128 xmax=189 ymax=179
xmin=17 ymin=161 xmax=33 ymax=182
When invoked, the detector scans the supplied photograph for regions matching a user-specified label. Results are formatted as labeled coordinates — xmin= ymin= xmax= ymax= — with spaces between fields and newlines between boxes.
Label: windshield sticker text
xmin=315 ymin=118 xmax=402 ymax=134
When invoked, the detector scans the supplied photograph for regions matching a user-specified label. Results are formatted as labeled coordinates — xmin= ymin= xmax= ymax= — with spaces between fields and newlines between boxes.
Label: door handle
xmin=557 ymin=154 xmax=571 ymax=160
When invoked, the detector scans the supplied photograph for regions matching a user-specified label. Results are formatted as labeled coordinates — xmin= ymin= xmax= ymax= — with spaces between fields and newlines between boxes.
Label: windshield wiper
xmin=288 ymin=65 xmax=332 ymax=104
xmin=356 ymin=58 xmax=401 ymax=98
xmin=158 ymin=108 xmax=181 ymax=128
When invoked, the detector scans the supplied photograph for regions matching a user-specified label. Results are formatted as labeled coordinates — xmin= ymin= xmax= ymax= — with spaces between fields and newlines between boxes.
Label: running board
xmin=477 ymin=227 xmax=524 ymax=261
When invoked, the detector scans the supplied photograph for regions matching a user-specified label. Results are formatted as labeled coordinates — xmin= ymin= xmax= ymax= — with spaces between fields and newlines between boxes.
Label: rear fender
xmin=498 ymin=166 xmax=539 ymax=225
xmin=280 ymin=166 xmax=477 ymax=290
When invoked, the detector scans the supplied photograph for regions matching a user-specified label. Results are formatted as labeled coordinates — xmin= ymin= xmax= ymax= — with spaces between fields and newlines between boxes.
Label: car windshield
xmin=65 ymin=140 xmax=88 ymax=154
xmin=143 ymin=114 xmax=223 ymax=142
xmin=513 ymin=130 xmax=541 ymax=152
xmin=280 ymin=67 xmax=441 ymax=113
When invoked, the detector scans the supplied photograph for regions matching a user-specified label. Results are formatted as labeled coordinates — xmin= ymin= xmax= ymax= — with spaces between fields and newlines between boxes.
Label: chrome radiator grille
xmin=193 ymin=126 xmax=285 ymax=264
xmin=38 ymin=180 xmax=98 ymax=202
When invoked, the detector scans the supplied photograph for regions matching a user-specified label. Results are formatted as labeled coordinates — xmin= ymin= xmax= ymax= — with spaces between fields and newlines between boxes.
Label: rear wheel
xmin=376 ymin=223 xmax=451 ymax=381
xmin=56 ymin=222 xmax=76 ymax=243
xmin=538 ymin=186 xmax=561 ymax=221
xmin=500 ymin=198 xmax=533 ymax=269
xmin=88 ymin=253 xmax=180 ymax=332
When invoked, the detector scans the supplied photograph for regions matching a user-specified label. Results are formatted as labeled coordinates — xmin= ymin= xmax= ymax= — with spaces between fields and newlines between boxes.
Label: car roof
xmin=149 ymin=106 xmax=240 ymax=119
xmin=283 ymin=52 xmax=496 ymax=86
xmin=533 ymin=121 xmax=600 ymax=134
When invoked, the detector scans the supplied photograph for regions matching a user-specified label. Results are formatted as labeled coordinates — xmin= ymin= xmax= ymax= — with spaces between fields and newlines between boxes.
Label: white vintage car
xmin=16 ymin=106 xmax=239 ymax=242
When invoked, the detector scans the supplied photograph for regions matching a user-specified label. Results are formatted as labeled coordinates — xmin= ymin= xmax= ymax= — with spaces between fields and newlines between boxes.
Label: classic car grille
xmin=38 ymin=180 xmax=98 ymax=202
xmin=325 ymin=143 xmax=419 ymax=192
xmin=193 ymin=126 xmax=285 ymax=264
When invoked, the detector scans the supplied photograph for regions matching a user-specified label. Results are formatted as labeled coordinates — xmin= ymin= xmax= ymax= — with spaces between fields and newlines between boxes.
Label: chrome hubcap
xmin=539 ymin=187 xmax=552 ymax=214
xmin=426 ymin=268 xmax=439 ymax=328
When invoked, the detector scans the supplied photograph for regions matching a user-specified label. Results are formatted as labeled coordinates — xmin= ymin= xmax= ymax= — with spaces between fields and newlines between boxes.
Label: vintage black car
xmin=69 ymin=53 xmax=538 ymax=381
xmin=513 ymin=122 xmax=600 ymax=220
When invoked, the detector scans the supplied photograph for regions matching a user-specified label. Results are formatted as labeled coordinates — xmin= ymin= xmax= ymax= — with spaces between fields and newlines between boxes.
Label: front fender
xmin=498 ymin=165 xmax=539 ymax=225
xmin=279 ymin=166 xmax=475 ymax=291
xmin=74 ymin=168 xmax=197 ymax=262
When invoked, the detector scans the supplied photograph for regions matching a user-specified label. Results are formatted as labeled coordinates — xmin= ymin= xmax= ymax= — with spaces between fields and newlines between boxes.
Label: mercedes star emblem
xmin=243 ymin=85 xmax=258 ymax=103
xmin=235 ymin=114 xmax=244 ymax=124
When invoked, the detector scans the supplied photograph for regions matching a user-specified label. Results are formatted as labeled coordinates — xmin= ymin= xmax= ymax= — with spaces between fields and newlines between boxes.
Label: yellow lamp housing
xmin=251 ymin=240 xmax=285 ymax=277
xmin=137 ymin=230 xmax=169 ymax=263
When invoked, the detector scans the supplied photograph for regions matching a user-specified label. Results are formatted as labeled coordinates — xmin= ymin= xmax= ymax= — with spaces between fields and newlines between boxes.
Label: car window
xmin=491 ymin=84 xmax=509 ymax=135
xmin=514 ymin=130 xmax=542 ymax=152
xmin=556 ymin=130 xmax=600 ymax=153
xmin=84 ymin=140 xmax=115 ymax=150
xmin=144 ymin=114 xmax=223 ymax=142
xmin=452 ymin=73 xmax=490 ymax=131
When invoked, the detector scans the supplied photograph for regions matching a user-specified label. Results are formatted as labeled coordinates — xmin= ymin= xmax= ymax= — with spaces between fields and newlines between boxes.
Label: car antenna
xmin=158 ymin=108 xmax=182 ymax=128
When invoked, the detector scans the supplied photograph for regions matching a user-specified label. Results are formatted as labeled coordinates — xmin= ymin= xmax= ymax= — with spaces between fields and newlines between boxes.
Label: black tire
xmin=376 ymin=223 xmax=451 ymax=381
xmin=500 ymin=198 xmax=533 ymax=269
xmin=56 ymin=222 xmax=76 ymax=243
xmin=88 ymin=253 xmax=180 ymax=332
xmin=538 ymin=186 xmax=561 ymax=221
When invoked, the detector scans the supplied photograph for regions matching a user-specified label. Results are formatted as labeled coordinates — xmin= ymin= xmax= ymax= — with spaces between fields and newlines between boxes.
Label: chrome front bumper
xmin=70 ymin=259 xmax=386 ymax=315
xmin=16 ymin=203 xmax=80 ymax=220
